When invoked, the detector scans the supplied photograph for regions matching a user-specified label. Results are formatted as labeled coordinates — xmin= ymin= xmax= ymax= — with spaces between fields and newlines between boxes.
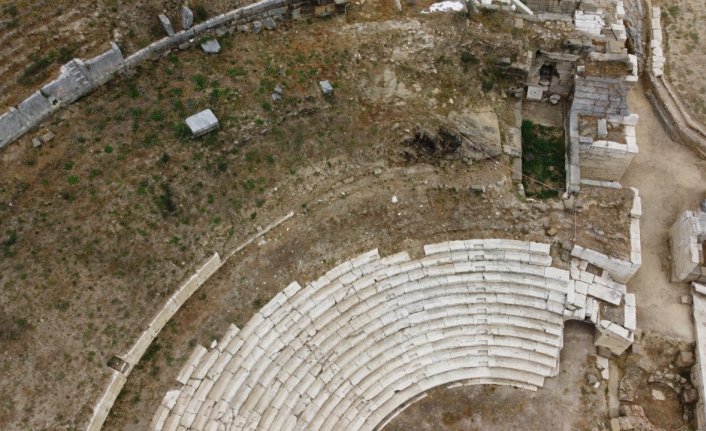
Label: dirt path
xmin=621 ymin=86 xmax=706 ymax=342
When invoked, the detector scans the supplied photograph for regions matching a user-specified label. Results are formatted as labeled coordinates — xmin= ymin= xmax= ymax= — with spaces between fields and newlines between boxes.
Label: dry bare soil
xmin=654 ymin=0 xmax=706 ymax=125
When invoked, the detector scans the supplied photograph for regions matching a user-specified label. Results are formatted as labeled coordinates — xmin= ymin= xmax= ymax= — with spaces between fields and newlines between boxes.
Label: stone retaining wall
xmin=0 ymin=0 xmax=344 ymax=150
xmin=691 ymin=283 xmax=706 ymax=428
xmin=645 ymin=7 xmax=706 ymax=158
xmin=669 ymin=208 xmax=706 ymax=283
xmin=85 ymin=211 xmax=293 ymax=430
xmin=86 ymin=252 xmax=222 ymax=431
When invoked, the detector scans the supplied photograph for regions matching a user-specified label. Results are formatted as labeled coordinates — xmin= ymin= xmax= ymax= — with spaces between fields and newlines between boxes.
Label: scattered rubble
xmin=158 ymin=14 xmax=175 ymax=36
xmin=319 ymin=80 xmax=333 ymax=95
xmin=181 ymin=6 xmax=194 ymax=30
xmin=201 ymin=39 xmax=221 ymax=54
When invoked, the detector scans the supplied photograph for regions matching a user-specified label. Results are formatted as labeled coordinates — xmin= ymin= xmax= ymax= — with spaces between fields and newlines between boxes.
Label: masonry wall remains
xmin=0 ymin=0 xmax=345 ymax=150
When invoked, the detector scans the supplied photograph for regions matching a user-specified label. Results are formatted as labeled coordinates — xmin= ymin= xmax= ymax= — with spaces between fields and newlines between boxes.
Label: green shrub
xmin=174 ymin=122 xmax=191 ymax=141
xmin=520 ymin=120 xmax=565 ymax=198
xmin=155 ymin=183 xmax=177 ymax=216
xmin=18 ymin=56 xmax=52 ymax=85
xmin=194 ymin=4 xmax=208 ymax=21
xmin=192 ymin=74 xmax=207 ymax=90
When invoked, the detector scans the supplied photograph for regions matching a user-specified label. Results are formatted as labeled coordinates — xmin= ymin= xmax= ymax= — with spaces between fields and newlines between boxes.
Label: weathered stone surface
xmin=185 ymin=109 xmax=220 ymax=136
xmin=0 ymin=108 xmax=29 ymax=149
xmin=677 ymin=350 xmax=695 ymax=367
xmin=84 ymin=42 xmax=125 ymax=85
xmin=252 ymin=20 xmax=263 ymax=33
xmin=201 ymin=39 xmax=221 ymax=54
xmin=319 ymin=80 xmax=333 ymax=95
xmin=272 ymin=85 xmax=283 ymax=102
xmin=444 ymin=109 xmax=503 ymax=160
xmin=527 ymin=85 xmax=544 ymax=101
xmin=18 ymin=91 xmax=53 ymax=121
xmin=597 ymin=118 xmax=608 ymax=138
xmin=158 ymin=14 xmax=175 ymax=36
xmin=263 ymin=17 xmax=276 ymax=30
xmin=181 ymin=6 xmax=194 ymax=30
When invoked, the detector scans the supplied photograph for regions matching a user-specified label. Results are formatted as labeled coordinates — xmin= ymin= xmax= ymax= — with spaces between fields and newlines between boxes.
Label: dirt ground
xmin=385 ymin=321 xmax=610 ymax=431
xmin=621 ymin=85 xmax=706 ymax=341
xmin=652 ymin=0 xmax=706 ymax=125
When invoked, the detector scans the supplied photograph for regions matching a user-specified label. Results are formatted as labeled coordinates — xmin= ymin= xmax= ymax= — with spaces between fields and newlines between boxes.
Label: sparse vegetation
xmin=521 ymin=120 xmax=565 ymax=198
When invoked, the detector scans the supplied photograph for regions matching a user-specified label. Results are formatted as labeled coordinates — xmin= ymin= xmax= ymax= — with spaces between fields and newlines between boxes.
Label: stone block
xmin=597 ymin=118 xmax=607 ymax=138
xmin=84 ymin=42 xmax=125 ymax=85
xmin=201 ymin=39 xmax=221 ymax=54
xmin=18 ymin=91 xmax=53 ymax=121
xmin=181 ymin=6 xmax=194 ymax=30
xmin=320 ymin=80 xmax=333 ymax=95
xmin=0 ymin=108 xmax=29 ymax=149
xmin=185 ymin=109 xmax=219 ymax=136
xmin=526 ymin=85 xmax=544 ymax=101
xmin=263 ymin=17 xmax=277 ymax=30
xmin=677 ymin=351 xmax=695 ymax=368
xmin=159 ymin=14 xmax=175 ymax=36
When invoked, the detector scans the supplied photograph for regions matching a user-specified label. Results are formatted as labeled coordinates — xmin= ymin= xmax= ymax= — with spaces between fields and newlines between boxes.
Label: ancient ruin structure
xmin=671 ymin=202 xmax=706 ymax=284
xmin=151 ymin=240 xmax=635 ymax=430
xmin=5 ymin=0 xmax=706 ymax=428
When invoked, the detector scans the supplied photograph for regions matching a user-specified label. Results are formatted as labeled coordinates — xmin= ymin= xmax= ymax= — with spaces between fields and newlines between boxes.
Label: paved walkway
xmin=621 ymin=87 xmax=706 ymax=341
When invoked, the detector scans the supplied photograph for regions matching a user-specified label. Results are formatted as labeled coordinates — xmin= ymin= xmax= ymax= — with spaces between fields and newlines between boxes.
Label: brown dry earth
xmin=621 ymin=86 xmax=706 ymax=342
xmin=653 ymin=0 xmax=706 ymax=125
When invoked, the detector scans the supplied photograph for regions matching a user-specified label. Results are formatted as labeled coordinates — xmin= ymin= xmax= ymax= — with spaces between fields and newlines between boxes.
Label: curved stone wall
xmin=0 ymin=0 xmax=345 ymax=150
xmin=151 ymin=239 xmax=635 ymax=431
xmin=86 ymin=211 xmax=293 ymax=431
xmin=646 ymin=7 xmax=706 ymax=158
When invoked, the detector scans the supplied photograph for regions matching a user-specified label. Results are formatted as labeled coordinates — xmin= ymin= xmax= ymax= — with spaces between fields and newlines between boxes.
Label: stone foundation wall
xmin=86 ymin=252 xmax=222 ymax=431
xmin=669 ymin=210 xmax=705 ymax=282
xmin=523 ymin=0 xmax=578 ymax=15
xmin=578 ymin=139 xmax=636 ymax=182
xmin=85 ymin=211 xmax=293 ymax=430
xmin=0 ymin=0 xmax=345 ymax=151
xmin=645 ymin=7 xmax=706 ymax=158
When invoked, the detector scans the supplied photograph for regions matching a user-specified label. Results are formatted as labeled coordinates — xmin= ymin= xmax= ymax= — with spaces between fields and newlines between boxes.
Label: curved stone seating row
xmin=152 ymin=239 xmax=577 ymax=431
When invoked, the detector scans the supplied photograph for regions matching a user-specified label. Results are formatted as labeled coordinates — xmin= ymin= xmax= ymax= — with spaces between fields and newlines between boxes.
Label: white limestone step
xmin=328 ymin=366 xmax=544 ymax=431
xmin=299 ymin=344 xmax=555 ymax=430
xmin=160 ymin=243 xmax=572 ymax=430
xmin=214 ymin=270 xmax=568 ymax=416
xmin=231 ymin=293 xmax=563 ymax=421
xmin=254 ymin=314 xmax=562 ymax=428
xmin=424 ymin=239 xmax=551 ymax=256
xmin=202 ymin=285 xmax=565 ymax=425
